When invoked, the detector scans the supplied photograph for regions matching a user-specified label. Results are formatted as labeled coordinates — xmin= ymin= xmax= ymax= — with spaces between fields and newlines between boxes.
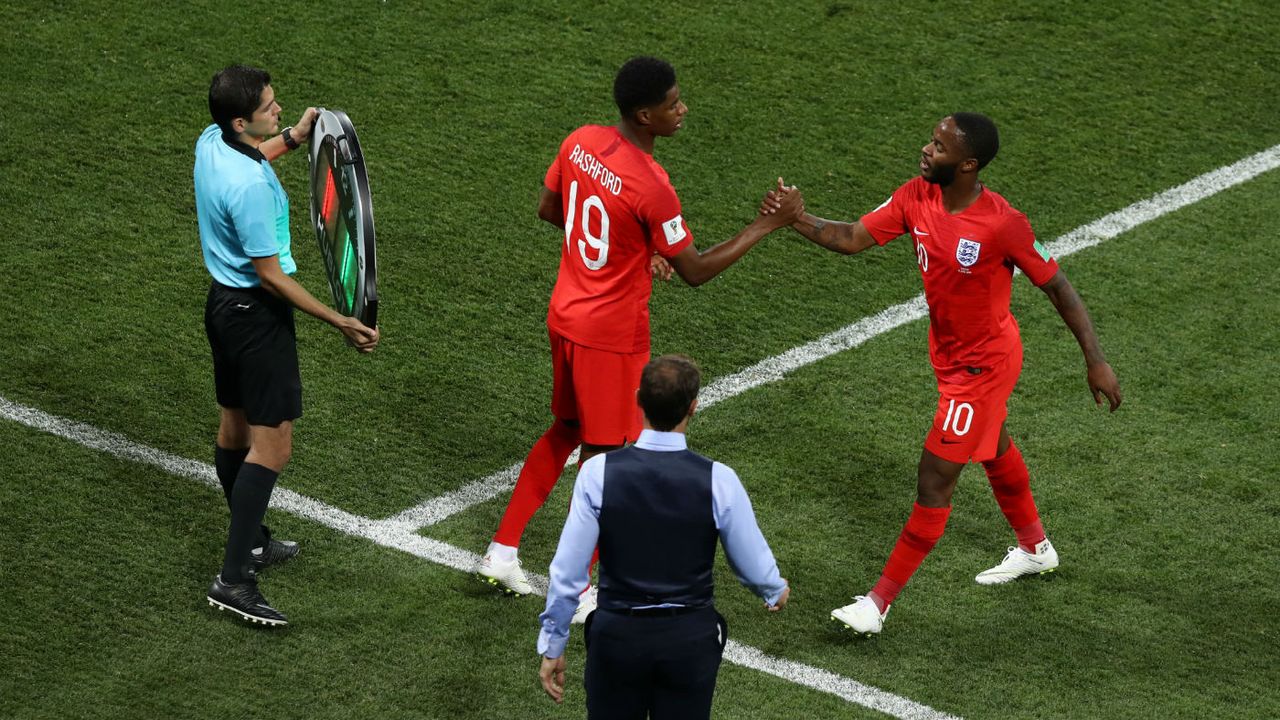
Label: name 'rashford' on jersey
xmin=544 ymin=125 xmax=694 ymax=354
xmin=860 ymin=176 xmax=1060 ymax=377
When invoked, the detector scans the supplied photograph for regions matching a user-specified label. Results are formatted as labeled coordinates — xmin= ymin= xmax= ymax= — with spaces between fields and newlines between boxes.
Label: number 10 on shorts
xmin=942 ymin=399 xmax=974 ymax=436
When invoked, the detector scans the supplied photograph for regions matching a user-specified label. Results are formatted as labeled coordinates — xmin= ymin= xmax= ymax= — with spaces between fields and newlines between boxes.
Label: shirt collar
xmin=221 ymin=129 xmax=267 ymax=163
xmin=635 ymin=428 xmax=688 ymax=451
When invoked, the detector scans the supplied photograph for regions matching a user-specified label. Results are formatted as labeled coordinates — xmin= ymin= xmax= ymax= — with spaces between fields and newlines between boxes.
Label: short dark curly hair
xmin=613 ymin=56 xmax=676 ymax=119
xmin=950 ymin=112 xmax=1000 ymax=170
xmin=209 ymin=65 xmax=271 ymax=133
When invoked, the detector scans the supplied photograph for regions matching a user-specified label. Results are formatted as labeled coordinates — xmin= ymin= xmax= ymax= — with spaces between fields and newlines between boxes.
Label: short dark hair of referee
xmin=197 ymin=65 xmax=379 ymax=627
xmin=538 ymin=354 xmax=790 ymax=718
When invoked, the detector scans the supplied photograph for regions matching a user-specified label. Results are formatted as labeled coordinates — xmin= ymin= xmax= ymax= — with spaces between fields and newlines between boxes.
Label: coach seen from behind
xmin=538 ymin=354 xmax=790 ymax=719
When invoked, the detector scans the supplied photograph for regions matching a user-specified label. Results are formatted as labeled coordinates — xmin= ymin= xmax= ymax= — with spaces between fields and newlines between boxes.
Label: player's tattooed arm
xmin=791 ymin=214 xmax=876 ymax=255
xmin=759 ymin=181 xmax=875 ymax=254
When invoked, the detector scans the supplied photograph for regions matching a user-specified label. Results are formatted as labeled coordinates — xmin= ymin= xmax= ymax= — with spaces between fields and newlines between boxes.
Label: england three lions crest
xmin=956 ymin=238 xmax=981 ymax=267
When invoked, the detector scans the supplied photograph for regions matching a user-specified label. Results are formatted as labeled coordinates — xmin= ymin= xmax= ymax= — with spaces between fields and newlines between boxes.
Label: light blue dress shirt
xmin=537 ymin=429 xmax=787 ymax=659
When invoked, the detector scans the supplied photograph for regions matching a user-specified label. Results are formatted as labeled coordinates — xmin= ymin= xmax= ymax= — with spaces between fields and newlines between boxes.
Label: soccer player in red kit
xmin=766 ymin=113 xmax=1122 ymax=634
xmin=478 ymin=56 xmax=802 ymax=614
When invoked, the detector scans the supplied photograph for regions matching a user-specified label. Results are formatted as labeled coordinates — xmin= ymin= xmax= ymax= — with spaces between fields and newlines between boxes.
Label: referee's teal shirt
xmin=194 ymin=124 xmax=296 ymax=288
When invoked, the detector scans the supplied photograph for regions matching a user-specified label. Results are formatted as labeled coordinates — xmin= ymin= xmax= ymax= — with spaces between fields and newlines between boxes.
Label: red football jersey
xmin=544 ymin=125 xmax=694 ymax=354
xmin=860 ymin=177 xmax=1060 ymax=378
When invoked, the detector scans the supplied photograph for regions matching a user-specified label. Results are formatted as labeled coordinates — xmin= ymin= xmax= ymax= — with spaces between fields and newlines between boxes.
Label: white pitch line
xmin=386 ymin=142 xmax=1280 ymax=531
xmin=724 ymin=641 xmax=956 ymax=720
xmin=382 ymin=460 xmax=524 ymax=531
xmin=0 ymin=395 xmax=958 ymax=720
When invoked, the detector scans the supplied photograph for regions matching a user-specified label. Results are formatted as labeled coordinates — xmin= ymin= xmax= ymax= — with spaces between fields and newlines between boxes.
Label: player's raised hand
xmin=758 ymin=179 xmax=804 ymax=230
xmin=776 ymin=181 xmax=804 ymax=225
xmin=1087 ymin=361 xmax=1122 ymax=411
xmin=759 ymin=176 xmax=791 ymax=216
xmin=760 ymin=177 xmax=804 ymax=226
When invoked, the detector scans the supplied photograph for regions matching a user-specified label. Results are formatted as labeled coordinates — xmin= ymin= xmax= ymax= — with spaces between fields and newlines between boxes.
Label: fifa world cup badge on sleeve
xmin=663 ymin=215 xmax=687 ymax=245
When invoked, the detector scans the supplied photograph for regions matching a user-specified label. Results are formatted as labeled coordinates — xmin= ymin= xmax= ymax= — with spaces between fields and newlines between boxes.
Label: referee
xmin=538 ymin=355 xmax=790 ymax=718
xmin=196 ymin=65 xmax=378 ymax=626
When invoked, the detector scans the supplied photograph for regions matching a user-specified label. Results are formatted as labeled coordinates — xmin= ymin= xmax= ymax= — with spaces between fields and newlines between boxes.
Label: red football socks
xmin=870 ymin=502 xmax=952 ymax=611
xmin=493 ymin=421 xmax=581 ymax=547
xmin=982 ymin=442 xmax=1046 ymax=552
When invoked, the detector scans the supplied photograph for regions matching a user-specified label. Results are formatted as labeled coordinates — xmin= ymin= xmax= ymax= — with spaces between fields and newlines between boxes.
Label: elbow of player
xmin=678 ymin=261 xmax=716 ymax=287
xmin=681 ymin=271 xmax=712 ymax=288
xmin=832 ymin=235 xmax=860 ymax=255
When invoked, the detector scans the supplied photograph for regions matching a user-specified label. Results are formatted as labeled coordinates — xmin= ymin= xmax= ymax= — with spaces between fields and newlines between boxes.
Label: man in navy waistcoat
xmin=537 ymin=354 xmax=790 ymax=719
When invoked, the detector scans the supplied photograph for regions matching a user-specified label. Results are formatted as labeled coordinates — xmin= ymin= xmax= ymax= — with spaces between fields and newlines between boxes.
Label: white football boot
xmin=571 ymin=585 xmax=597 ymax=625
xmin=831 ymin=595 xmax=889 ymax=635
xmin=975 ymin=538 xmax=1059 ymax=585
xmin=477 ymin=545 xmax=534 ymax=596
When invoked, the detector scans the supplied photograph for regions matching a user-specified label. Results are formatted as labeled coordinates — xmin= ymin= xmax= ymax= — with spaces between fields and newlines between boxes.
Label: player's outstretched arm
xmin=760 ymin=179 xmax=876 ymax=256
xmin=668 ymin=185 xmax=803 ymax=287
xmin=790 ymin=213 xmax=877 ymax=255
xmin=251 ymin=254 xmax=380 ymax=353
xmin=1039 ymin=270 xmax=1121 ymax=411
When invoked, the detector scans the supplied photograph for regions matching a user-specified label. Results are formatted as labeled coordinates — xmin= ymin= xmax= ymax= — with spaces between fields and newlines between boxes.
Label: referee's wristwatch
xmin=282 ymin=126 xmax=299 ymax=150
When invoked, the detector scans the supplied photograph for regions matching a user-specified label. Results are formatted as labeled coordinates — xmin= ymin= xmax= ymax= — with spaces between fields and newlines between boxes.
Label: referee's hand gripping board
xmin=308 ymin=108 xmax=379 ymax=346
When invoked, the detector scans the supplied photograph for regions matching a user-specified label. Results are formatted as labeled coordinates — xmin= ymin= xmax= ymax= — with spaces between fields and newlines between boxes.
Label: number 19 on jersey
xmin=565 ymin=180 xmax=611 ymax=270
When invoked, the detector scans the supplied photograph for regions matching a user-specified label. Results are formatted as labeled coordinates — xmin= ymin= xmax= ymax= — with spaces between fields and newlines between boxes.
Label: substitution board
xmin=308 ymin=108 xmax=378 ymax=330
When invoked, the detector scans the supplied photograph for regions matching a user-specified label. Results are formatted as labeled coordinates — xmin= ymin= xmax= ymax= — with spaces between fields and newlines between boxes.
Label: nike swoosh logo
xmin=913 ymin=226 xmax=929 ymax=236
xmin=234 ymin=303 xmax=251 ymax=310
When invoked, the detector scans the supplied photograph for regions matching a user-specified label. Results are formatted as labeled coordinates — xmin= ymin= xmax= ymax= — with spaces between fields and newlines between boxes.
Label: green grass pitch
xmin=1 ymin=1 xmax=1278 ymax=718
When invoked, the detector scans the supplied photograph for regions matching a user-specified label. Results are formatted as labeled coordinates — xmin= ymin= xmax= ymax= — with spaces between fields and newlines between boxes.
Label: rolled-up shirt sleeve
xmin=537 ymin=454 xmax=604 ymax=659
xmin=711 ymin=463 xmax=787 ymax=606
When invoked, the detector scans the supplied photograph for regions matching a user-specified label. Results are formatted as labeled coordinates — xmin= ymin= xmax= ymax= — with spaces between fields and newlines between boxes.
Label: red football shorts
xmin=548 ymin=329 xmax=647 ymax=446
xmin=924 ymin=345 xmax=1023 ymax=464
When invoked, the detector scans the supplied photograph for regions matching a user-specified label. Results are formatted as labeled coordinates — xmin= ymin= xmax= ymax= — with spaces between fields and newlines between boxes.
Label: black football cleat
xmin=251 ymin=538 xmax=300 ymax=571
xmin=207 ymin=574 xmax=288 ymax=627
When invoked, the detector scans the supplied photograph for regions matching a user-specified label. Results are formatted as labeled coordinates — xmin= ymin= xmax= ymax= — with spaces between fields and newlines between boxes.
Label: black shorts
xmin=204 ymin=281 xmax=302 ymax=426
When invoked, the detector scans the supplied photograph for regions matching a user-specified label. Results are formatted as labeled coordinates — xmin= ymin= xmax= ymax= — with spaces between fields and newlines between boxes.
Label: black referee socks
xmin=214 ymin=445 xmax=250 ymax=510
xmin=221 ymin=462 xmax=279 ymax=584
